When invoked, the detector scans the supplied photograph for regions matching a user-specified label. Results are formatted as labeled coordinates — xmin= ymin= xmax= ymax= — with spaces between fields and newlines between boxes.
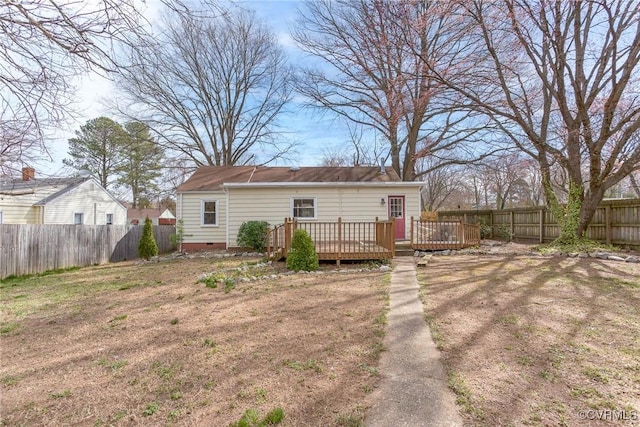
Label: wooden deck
xmin=266 ymin=217 xmax=481 ymax=263
xmin=410 ymin=218 xmax=481 ymax=250
xmin=267 ymin=218 xmax=395 ymax=264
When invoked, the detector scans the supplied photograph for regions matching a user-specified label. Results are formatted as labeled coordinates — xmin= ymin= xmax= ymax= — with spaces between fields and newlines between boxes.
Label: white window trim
xmin=73 ymin=212 xmax=84 ymax=225
xmin=106 ymin=213 xmax=114 ymax=225
xmin=201 ymin=199 xmax=219 ymax=227
xmin=291 ymin=197 xmax=317 ymax=220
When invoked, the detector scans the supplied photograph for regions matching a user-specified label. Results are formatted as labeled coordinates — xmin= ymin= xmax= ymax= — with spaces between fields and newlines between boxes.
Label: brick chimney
xmin=22 ymin=167 xmax=35 ymax=181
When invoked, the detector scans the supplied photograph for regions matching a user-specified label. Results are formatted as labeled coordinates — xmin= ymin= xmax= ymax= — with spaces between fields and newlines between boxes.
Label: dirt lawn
xmin=0 ymin=257 xmax=389 ymax=426
xmin=418 ymin=254 xmax=640 ymax=426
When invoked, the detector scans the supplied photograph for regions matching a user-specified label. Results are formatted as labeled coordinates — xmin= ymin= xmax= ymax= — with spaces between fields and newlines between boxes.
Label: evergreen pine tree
xmin=138 ymin=216 xmax=159 ymax=260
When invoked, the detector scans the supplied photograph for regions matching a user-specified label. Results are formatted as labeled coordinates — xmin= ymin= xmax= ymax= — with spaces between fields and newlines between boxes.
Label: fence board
xmin=0 ymin=224 xmax=175 ymax=279
xmin=438 ymin=198 xmax=640 ymax=248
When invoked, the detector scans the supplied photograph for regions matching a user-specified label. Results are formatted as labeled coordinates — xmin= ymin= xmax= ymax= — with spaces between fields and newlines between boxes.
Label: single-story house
xmin=176 ymin=165 xmax=423 ymax=251
xmin=128 ymin=208 xmax=176 ymax=225
xmin=0 ymin=167 xmax=127 ymax=225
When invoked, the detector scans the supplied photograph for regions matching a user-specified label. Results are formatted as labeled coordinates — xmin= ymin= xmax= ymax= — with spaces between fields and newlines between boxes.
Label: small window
xmin=74 ymin=212 xmax=84 ymax=225
xmin=292 ymin=198 xmax=316 ymax=219
xmin=0 ymin=211 xmax=3 ymax=224
xmin=106 ymin=213 xmax=113 ymax=225
xmin=201 ymin=200 xmax=217 ymax=226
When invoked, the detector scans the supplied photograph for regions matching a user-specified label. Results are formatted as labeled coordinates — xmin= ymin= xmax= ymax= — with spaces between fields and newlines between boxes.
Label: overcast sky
xmin=40 ymin=0 xmax=348 ymax=177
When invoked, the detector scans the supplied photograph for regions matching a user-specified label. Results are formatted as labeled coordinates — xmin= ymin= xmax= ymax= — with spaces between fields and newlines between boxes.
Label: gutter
xmin=221 ymin=181 xmax=425 ymax=189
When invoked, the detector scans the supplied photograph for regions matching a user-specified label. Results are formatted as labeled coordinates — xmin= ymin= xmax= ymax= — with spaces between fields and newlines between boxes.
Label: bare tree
xmin=417 ymin=157 xmax=465 ymax=211
xmin=428 ymin=0 xmax=640 ymax=242
xmin=116 ymin=5 xmax=294 ymax=167
xmin=0 ymin=0 xmax=145 ymax=174
xmin=293 ymin=0 xmax=493 ymax=181
xmin=630 ymin=172 xmax=640 ymax=198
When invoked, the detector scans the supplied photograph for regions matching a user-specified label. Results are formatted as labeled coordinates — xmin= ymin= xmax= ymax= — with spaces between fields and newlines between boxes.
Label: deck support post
xmin=410 ymin=216 xmax=414 ymax=248
xmin=337 ymin=217 xmax=342 ymax=267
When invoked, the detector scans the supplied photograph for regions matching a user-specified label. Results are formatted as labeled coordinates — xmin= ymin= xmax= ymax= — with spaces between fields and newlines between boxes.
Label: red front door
xmin=388 ymin=196 xmax=405 ymax=240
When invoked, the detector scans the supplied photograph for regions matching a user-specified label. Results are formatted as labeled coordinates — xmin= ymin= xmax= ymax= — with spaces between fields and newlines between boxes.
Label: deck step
xmin=395 ymin=248 xmax=415 ymax=257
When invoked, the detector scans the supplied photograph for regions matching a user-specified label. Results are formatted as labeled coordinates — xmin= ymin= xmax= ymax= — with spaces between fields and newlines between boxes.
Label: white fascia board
xmin=177 ymin=190 xmax=226 ymax=194
xmin=221 ymin=182 xmax=424 ymax=188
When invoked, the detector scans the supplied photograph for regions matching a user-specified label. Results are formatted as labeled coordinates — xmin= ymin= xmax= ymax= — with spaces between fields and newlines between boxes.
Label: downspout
xmin=224 ymin=187 xmax=230 ymax=249
xmin=178 ymin=192 xmax=183 ymax=252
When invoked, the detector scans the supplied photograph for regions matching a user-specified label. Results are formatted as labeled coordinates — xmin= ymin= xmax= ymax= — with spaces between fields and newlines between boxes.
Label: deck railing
xmin=410 ymin=218 xmax=481 ymax=250
xmin=266 ymin=217 xmax=395 ymax=263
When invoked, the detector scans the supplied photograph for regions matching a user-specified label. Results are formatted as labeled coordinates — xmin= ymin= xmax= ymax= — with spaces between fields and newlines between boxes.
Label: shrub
xmin=286 ymin=229 xmax=319 ymax=272
xmin=237 ymin=221 xmax=270 ymax=252
xmin=138 ymin=217 xmax=159 ymax=260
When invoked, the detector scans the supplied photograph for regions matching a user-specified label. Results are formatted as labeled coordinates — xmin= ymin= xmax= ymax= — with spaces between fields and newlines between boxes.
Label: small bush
xmin=480 ymin=223 xmax=492 ymax=239
xmin=237 ymin=221 xmax=270 ymax=252
xmin=138 ymin=217 xmax=159 ymax=260
xmin=286 ymin=229 xmax=319 ymax=272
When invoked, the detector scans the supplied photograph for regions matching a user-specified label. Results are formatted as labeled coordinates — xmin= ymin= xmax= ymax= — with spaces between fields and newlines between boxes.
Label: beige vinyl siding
xmin=43 ymin=181 xmax=126 ymax=225
xmin=0 ymin=203 xmax=40 ymax=224
xmin=180 ymin=191 xmax=227 ymax=244
xmin=0 ymin=188 xmax=57 ymax=224
xmin=226 ymin=186 xmax=421 ymax=246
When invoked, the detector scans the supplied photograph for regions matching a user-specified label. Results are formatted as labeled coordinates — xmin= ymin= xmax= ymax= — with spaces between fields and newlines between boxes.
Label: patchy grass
xmin=418 ymin=255 xmax=640 ymax=426
xmin=0 ymin=256 xmax=388 ymax=426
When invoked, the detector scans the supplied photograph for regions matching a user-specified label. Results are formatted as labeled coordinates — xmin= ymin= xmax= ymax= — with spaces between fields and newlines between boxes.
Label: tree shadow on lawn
xmin=418 ymin=255 xmax=640 ymax=426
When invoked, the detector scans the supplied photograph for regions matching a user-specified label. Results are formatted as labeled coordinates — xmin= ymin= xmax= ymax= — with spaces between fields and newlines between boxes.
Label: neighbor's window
xmin=74 ymin=212 xmax=84 ymax=225
xmin=292 ymin=198 xmax=316 ymax=219
xmin=106 ymin=213 xmax=113 ymax=225
xmin=0 ymin=211 xmax=3 ymax=224
xmin=201 ymin=200 xmax=217 ymax=226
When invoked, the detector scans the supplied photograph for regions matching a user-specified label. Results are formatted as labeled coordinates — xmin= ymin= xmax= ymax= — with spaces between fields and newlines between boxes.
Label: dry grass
xmin=0 ymin=257 xmax=389 ymax=426
xmin=418 ymin=255 xmax=640 ymax=426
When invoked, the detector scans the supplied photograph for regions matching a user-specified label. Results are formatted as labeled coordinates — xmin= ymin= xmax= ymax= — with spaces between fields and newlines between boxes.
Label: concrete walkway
xmin=365 ymin=257 xmax=463 ymax=427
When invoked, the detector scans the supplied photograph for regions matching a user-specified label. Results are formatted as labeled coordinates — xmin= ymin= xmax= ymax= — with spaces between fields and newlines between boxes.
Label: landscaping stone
xmin=608 ymin=255 xmax=626 ymax=262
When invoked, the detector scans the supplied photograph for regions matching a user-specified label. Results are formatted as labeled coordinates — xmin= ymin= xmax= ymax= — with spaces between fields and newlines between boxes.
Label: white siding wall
xmin=43 ymin=180 xmax=127 ymax=225
xmin=227 ymin=186 xmax=421 ymax=246
xmin=179 ymin=191 xmax=227 ymax=244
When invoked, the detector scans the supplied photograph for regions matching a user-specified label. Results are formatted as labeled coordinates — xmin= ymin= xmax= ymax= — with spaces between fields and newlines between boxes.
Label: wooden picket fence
xmin=438 ymin=198 xmax=640 ymax=248
xmin=0 ymin=224 xmax=176 ymax=279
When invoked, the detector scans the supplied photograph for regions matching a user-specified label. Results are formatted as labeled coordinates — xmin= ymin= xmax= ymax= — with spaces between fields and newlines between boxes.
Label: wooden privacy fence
xmin=438 ymin=198 xmax=640 ymax=248
xmin=266 ymin=217 xmax=395 ymax=263
xmin=410 ymin=218 xmax=481 ymax=250
xmin=0 ymin=224 xmax=176 ymax=279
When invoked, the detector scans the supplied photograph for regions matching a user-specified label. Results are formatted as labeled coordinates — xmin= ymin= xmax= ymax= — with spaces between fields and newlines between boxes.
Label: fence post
xmin=337 ymin=217 xmax=342 ymax=267
xmin=539 ymin=209 xmax=544 ymax=244
xmin=489 ymin=210 xmax=494 ymax=239
xmin=605 ymin=206 xmax=612 ymax=245
xmin=510 ymin=211 xmax=514 ymax=241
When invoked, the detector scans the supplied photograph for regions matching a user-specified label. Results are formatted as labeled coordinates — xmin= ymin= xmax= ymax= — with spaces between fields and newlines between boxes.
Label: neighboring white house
xmin=0 ymin=168 xmax=127 ymax=225
xmin=176 ymin=165 xmax=423 ymax=251
xmin=128 ymin=208 xmax=176 ymax=225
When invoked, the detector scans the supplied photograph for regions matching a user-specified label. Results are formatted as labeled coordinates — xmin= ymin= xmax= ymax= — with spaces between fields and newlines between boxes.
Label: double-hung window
xmin=73 ymin=212 xmax=84 ymax=225
xmin=106 ymin=213 xmax=114 ymax=225
xmin=201 ymin=200 xmax=218 ymax=226
xmin=292 ymin=197 xmax=316 ymax=220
